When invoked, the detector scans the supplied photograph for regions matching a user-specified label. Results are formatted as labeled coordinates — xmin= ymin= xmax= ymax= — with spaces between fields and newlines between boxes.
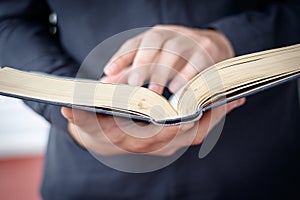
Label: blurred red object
xmin=0 ymin=156 xmax=43 ymax=200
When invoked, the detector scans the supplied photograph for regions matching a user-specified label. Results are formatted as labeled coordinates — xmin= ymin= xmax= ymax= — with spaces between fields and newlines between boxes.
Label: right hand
xmin=101 ymin=25 xmax=235 ymax=94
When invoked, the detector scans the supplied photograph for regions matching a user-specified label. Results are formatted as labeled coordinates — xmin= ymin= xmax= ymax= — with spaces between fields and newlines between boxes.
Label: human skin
xmin=61 ymin=25 xmax=246 ymax=156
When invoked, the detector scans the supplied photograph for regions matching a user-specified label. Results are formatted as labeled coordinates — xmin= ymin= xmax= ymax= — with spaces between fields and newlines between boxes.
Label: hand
xmin=102 ymin=25 xmax=234 ymax=94
xmin=61 ymin=98 xmax=245 ymax=156
xmin=62 ymin=25 xmax=245 ymax=156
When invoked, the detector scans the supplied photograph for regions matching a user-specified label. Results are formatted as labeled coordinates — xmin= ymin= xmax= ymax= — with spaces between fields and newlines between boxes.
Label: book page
xmin=168 ymin=86 xmax=185 ymax=110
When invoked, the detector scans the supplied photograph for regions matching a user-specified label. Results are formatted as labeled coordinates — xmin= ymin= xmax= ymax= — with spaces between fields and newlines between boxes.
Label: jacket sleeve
xmin=209 ymin=0 xmax=300 ymax=56
xmin=0 ymin=0 xmax=79 ymax=130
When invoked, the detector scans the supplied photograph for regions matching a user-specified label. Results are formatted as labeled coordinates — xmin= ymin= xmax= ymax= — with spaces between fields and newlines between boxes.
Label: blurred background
xmin=0 ymin=96 xmax=49 ymax=200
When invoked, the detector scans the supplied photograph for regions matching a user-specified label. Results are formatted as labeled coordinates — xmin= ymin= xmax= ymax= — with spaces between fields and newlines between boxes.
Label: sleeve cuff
xmin=208 ymin=13 xmax=273 ymax=56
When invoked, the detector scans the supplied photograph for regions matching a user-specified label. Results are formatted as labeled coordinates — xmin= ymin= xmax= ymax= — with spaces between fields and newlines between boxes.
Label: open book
xmin=0 ymin=44 xmax=300 ymax=125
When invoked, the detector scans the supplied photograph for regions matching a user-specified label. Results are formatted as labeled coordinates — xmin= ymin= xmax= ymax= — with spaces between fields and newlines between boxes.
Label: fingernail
xmin=99 ymin=77 xmax=109 ymax=83
xmin=128 ymin=73 xmax=142 ymax=86
xmin=104 ymin=63 xmax=118 ymax=75
xmin=235 ymin=98 xmax=246 ymax=107
xmin=149 ymin=84 xmax=162 ymax=94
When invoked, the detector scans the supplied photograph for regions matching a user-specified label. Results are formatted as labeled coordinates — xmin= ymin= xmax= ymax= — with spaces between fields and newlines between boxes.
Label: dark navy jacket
xmin=0 ymin=0 xmax=300 ymax=199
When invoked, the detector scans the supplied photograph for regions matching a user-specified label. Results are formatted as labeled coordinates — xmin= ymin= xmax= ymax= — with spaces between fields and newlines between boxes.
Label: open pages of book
xmin=0 ymin=44 xmax=299 ymax=125
xmin=177 ymin=43 xmax=300 ymax=116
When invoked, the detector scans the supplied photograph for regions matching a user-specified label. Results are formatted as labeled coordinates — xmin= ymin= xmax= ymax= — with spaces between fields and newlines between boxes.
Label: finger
xmin=61 ymin=107 xmax=74 ymax=122
xmin=100 ymin=68 xmax=131 ymax=84
xmin=168 ymin=103 xmax=227 ymax=148
xmin=179 ymin=122 xmax=195 ymax=132
xmin=169 ymin=52 xmax=213 ymax=93
xmin=128 ymin=30 xmax=165 ymax=86
xmin=147 ymin=33 xmax=196 ymax=93
xmin=139 ymin=123 xmax=194 ymax=153
xmin=71 ymin=114 xmax=128 ymax=155
xmin=168 ymin=62 xmax=197 ymax=93
xmin=102 ymin=117 xmax=180 ymax=153
xmin=225 ymin=98 xmax=246 ymax=113
xmin=120 ymin=126 xmax=177 ymax=153
xmin=96 ymin=116 xmax=154 ymax=153
xmin=148 ymin=51 xmax=181 ymax=94
xmin=187 ymin=98 xmax=246 ymax=145
xmin=104 ymin=37 xmax=142 ymax=75
xmin=62 ymin=108 xmax=99 ymax=132
xmin=128 ymin=61 xmax=151 ymax=86
xmin=99 ymin=117 xmax=194 ymax=154
xmin=174 ymin=106 xmax=222 ymax=147
xmin=100 ymin=75 xmax=121 ymax=83
xmin=144 ymin=123 xmax=195 ymax=156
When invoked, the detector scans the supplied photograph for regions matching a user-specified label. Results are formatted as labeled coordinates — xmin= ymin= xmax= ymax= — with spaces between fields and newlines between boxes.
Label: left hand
xmin=61 ymin=98 xmax=245 ymax=156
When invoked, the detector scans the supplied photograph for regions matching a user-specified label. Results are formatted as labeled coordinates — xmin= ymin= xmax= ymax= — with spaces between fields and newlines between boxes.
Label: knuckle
xmin=164 ymin=39 xmax=181 ymax=51
xmin=145 ymin=30 xmax=164 ymax=42
xmin=124 ymin=37 xmax=139 ymax=47
xmin=130 ymin=141 xmax=148 ymax=153
xmin=118 ymin=38 xmax=139 ymax=55
xmin=200 ymin=36 xmax=214 ymax=50
xmin=181 ymin=46 xmax=196 ymax=59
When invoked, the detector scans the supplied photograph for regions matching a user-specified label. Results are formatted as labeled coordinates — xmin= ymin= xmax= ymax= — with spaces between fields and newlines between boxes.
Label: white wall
xmin=0 ymin=96 xmax=49 ymax=159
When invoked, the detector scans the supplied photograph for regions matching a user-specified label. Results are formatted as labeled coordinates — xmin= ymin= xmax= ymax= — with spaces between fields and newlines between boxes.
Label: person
xmin=0 ymin=0 xmax=299 ymax=199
